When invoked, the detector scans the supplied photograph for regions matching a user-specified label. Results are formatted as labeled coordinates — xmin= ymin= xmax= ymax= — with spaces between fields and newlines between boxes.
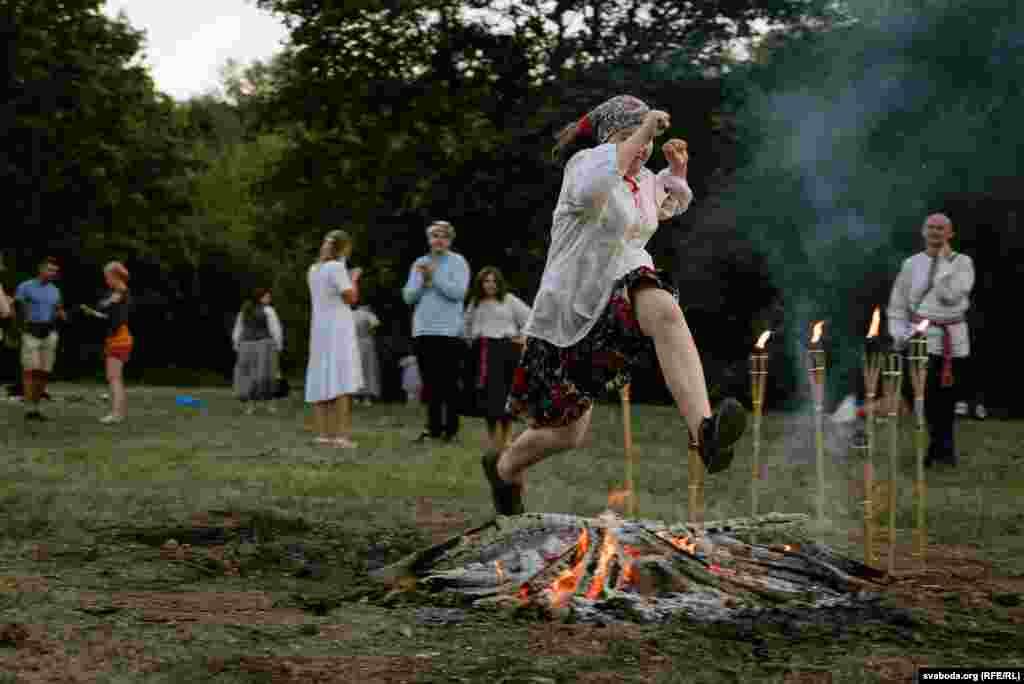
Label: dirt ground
xmin=1 ymin=501 xmax=1022 ymax=683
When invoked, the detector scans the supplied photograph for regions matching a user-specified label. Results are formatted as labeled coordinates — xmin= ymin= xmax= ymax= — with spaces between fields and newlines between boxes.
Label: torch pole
xmin=621 ymin=384 xmax=636 ymax=518
xmin=688 ymin=434 xmax=704 ymax=531
xmin=861 ymin=350 xmax=883 ymax=568
xmin=883 ymin=352 xmax=904 ymax=575
xmin=808 ymin=348 xmax=827 ymax=546
xmin=909 ymin=337 xmax=929 ymax=570
xmin=750 ymin=352 xmax=767 ymax=541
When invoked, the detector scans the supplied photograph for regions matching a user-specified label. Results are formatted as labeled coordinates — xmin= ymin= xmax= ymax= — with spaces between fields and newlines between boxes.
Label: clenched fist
xmin=662 ymin=138 xmax=688 ymax=177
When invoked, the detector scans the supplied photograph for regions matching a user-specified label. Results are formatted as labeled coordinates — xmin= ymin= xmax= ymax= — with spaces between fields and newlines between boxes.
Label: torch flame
xmin=867 ymin=308 xmax=880 ymax=339
xmin=494 ymin=560 xmax=506 ymax=585
xmin=755 ymin=331 xmax=772 ymax=350
xmin=810 ymin=321 xmax=825 ymax=345
xmin=914 ymin=319 xmax=930 ymax=334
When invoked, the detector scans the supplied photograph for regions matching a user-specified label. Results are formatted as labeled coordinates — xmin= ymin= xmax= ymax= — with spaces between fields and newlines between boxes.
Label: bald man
xmin=887 ymin=213 xmax=975 ymax=468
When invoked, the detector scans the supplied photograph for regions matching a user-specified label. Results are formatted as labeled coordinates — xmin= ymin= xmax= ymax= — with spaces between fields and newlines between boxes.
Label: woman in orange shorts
xmin=81 ymin=262 xmax=134 ymax=424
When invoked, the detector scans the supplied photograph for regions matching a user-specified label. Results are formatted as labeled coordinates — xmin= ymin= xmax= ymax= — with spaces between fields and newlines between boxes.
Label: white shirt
xmin=524 ymin=143 xmax=693 ymax=347
xmin=464 ymin=294 xmax=532 ymax=339
xmin=887 ymin=251 xmax=974 ymax=357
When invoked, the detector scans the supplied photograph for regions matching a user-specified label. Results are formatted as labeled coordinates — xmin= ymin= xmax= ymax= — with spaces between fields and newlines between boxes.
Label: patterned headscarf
xmin=577 ymin=95 xmax=650 ymax=143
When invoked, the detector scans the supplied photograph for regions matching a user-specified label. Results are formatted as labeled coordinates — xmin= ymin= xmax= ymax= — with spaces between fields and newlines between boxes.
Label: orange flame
xmin=494 ymin=560 xmax=506 ymax=585
xmin=585 ymin=531 xmax=618 ymax=600
xmin=755 ymin=330 xmax=772 ymax=350
xmin=867 ymin=308 xmax=880 ymax=339
xmin=607 ymin=489 xmax=632 ymax=509
xmin=665 ymin=535 xmax=697 ymax=556
xmin=914 ymin=319 xmax=930 ymax=334
xmin=810 ymin=321 xmax=825 ymax=345
xmin=548 ymin=529 xmax=590 ymax=607
xmin=783 ymin=545 xmax=793 ymax=552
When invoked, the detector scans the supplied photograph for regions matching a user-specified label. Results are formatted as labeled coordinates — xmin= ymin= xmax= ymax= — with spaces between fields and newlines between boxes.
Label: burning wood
xmin=370 ymin=513 xmax=885 ymax=624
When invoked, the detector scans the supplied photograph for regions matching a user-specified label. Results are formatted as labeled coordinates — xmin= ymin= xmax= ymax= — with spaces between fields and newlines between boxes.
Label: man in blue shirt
xmin=15 ymin=257 xmax=65 ymax=420
xmin=402 ymin=221 xmax=470 ymax=443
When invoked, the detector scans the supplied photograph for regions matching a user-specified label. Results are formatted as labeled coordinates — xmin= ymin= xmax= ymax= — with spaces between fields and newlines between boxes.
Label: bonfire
xmin=371 ymin=512 xmax=886 ymax=624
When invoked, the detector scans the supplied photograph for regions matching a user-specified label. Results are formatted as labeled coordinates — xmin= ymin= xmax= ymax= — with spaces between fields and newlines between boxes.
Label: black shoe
xmin=25 ymin=410 xmax=46 ymax=422
xmin=698 ymin=398 xmax=747 ymax=474
xmin=481 ymin=450 xmax=524 ymax=516
xmin=441 ymin=433 xmax=458 ymax=444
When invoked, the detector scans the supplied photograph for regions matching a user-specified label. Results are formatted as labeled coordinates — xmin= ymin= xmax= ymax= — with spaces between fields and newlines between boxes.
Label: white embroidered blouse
xmin=887 ymin=251 xmax=975 ymax=357
xmin=523 ymin=142 xmax=693 ymax=347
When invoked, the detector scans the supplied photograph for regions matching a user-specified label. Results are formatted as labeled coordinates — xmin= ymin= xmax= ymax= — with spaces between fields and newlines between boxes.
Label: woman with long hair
xmin=80 ymin=261 xmax=134 ymax=424
xmin=232 ymin=287 xmax=284 ymax=414
xmin=481 ymin=95 xmax=748 ymax=516
xmin=464 ymin=266 xmax=531 ymax=451
xmin=305 ymin=230 xmax=363 ymax=448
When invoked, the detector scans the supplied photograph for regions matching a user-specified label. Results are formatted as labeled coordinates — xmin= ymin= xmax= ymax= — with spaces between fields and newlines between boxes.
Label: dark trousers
xmin=925 ymin=355 xmax=966 ymax=465
xmin=414 ymin=335 xmax=464 ymax=438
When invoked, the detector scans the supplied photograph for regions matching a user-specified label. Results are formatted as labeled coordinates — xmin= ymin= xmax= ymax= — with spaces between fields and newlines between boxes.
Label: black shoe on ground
xmin=441 ymin=433 xmax=459 ymax=444
xmin=481 ymin=450 xmax=524 ymax=516
xmin=25 ymin=410 xmax=46 ymax=421
xmin=698 ymin=397 xmax=747 ymax=474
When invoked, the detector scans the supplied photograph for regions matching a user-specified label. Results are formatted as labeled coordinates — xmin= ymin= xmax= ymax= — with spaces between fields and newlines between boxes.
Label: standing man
xmin=15 ymin=257 xmax=65 ymax=421
xmin=888 ymin=213 xmax=975 ymax=467
xmin=402 ymin=220 xmax=471 ymax=443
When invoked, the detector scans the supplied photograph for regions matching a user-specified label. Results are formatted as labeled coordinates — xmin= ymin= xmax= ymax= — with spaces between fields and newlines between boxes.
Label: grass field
xmin=1 ymin=383 xmax=1022 ymax=683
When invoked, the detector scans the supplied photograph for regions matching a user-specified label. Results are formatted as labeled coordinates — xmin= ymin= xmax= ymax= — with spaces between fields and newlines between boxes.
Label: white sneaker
xmin=244 ymin=404 xmax=255 ymax=415
xmin=954 ymin=401 xmax=968 ymax=416
xmin=974 ymin=404 xmax=987 ymax=420
xmin=100 ymin=414 xmax=123 ymax=424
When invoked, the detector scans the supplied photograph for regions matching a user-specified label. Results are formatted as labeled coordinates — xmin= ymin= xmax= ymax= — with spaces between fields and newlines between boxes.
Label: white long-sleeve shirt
xmin=524 ymin=143 xmax=693 ymax=347
xmin=887 ymin=251 xmax=974 ymax=357
xmin=464 ymin=294 xmax=532 ymax=340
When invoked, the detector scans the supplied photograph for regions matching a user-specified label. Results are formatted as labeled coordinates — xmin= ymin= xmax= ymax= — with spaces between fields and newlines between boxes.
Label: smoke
xmin=725 ymin=0 xmax=975 ymax=409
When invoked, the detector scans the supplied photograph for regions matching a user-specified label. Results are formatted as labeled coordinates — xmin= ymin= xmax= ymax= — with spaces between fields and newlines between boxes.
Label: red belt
xmin=912 ymin=314 xmax=963 ymax=387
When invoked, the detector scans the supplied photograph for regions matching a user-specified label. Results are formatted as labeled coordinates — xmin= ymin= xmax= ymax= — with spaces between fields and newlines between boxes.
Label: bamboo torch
xmin=807 ymin=321 xmax=827 ymax=546
xmin=882 ymin=348 xmax=904 ymax=575
xmin=750 ymin=331 xmax=771 ymax=535
xmin=908 ymin=320 xmax=930 ymax=569
xmin=620 ymin=384 xmax=636 ymax=518
xmin=861 ymin=307 xmax=884 ymax=567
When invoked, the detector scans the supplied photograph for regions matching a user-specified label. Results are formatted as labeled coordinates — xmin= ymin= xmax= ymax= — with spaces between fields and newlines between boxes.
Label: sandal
xmin=481 ymin=449 xmax=524 ymax=516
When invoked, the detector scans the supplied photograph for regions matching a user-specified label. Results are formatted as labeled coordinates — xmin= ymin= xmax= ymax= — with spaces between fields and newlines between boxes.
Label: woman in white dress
xmin=352 ymin=305 xmax=382 ymax=406
xmin=305 ymin=230 xmax=363 ymax=448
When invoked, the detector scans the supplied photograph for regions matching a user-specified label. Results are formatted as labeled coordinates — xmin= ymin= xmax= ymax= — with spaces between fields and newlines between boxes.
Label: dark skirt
xmin=507 ymin=266 xmax=678 ymax=429
xmin=463 ymin=337 xmax=522 ymax=419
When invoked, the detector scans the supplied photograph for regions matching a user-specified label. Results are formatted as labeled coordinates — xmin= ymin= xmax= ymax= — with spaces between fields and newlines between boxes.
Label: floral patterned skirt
xmin=507 ymin=267 xmax=679 ymax=429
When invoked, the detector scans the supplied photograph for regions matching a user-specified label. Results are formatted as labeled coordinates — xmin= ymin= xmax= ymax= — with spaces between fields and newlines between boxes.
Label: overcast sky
xmin=101 ymin=0 xmax=290 ymax=101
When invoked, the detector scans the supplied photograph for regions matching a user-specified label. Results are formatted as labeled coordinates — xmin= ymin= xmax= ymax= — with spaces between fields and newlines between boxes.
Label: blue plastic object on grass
xmin=175 ymin=395 xmax=206 ymax=409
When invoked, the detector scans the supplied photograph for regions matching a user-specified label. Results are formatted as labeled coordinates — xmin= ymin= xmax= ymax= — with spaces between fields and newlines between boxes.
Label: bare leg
xmin=314 ymin=400 xmax=332 ymax=440
xmin=336 ymin=395 xmax=352 ymax=440
xmin=497 ymin=407 xmax=594 ymax=487
xmin=631 ymin=285 xmax=712 ymax=440
xmin=106 ymin=357 xmax=127 ymax=418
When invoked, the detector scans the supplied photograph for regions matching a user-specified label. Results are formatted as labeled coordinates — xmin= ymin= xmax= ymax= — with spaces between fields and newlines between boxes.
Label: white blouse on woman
xmin=523 ymin=142 xmax=693 ymax=347
xmin=464 ymin=294 xmax=532 ymax=340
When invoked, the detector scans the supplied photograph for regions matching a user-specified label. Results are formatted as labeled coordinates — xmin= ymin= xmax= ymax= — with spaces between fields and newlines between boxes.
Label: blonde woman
xmin=80 ymin=261 xmax=134 ymax=423
xmin=304 ymin=230 xmax=363 ymax=448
